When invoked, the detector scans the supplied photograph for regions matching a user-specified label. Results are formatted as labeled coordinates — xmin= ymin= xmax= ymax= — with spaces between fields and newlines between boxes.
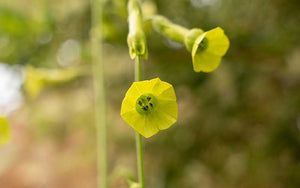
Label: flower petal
xmin=206 ymin=27 xmax=230 ymax=56
xmin=151 ymin=78 xmax=174 ymax=98
xmin=121 ymin=96 xmax=136 ymax=115
xmin=158 ymin=100 xmax=178 ymax=120
xmin=192 ymin=51 xmax=222 ymax=72
xmin=122 ymin=109 xmax=157 ymax=137
xmin=154 ymin=100 xmax=178 ymax=130
xmin=133 ymin=78 xmax=159 ymax=94
xmin=142 ymin=117 xmax=159 ymax=138
xmin=157 ymin=86 xmax=176 ymax=101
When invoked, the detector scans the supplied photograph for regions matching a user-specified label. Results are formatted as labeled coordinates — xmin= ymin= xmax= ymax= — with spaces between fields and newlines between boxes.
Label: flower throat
xmin=136 ymin=93 xmax=158 ymax=115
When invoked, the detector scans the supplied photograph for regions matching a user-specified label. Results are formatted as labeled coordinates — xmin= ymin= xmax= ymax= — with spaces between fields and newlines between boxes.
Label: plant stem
xmin=135 ymin=56 xmax=142 ymax=81
xmin=135 ymin=56 xmax=145 ymax=188
xmin=90 ymin=0 xmax=107 ymax=188
xmin=151 ymin=15 xmax=189 ymax=44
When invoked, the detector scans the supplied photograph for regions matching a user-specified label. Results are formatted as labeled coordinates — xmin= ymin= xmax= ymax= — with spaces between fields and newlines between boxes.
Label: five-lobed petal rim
xmin=192 ymin=27 xmax=230 ymax=73
xmin=121 ymin=78 xmax=178 ymax=138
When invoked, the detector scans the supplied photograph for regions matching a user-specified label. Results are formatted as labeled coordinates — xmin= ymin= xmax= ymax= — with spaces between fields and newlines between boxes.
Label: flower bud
xmin=127 ymin=0 xmax=148 ymax=59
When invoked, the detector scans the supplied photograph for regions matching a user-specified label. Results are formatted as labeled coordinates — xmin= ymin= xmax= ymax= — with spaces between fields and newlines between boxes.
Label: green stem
xmin=90 ymin=0 xmax=107 ymax=188
xmin=150 ymin=15 xmax=189 ymax=44
xmin=135 ymin=56 xmax=145 ymax=188
xmin=135 ymin=56 xmax=142 ymax=81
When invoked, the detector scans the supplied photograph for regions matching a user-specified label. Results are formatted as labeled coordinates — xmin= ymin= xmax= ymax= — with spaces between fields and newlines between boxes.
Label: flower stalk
xmin=135 ymin=58 xmax=145 ymax=188
xmin=127 ymin=0 xmax=146 ymax=186
xmin=90 ymin=0 xmax=107 ymax=187
xmin=150 ymin=15 xmax=189 ymax=44
xmin=134 ymin=46 xmax=145 ymax=188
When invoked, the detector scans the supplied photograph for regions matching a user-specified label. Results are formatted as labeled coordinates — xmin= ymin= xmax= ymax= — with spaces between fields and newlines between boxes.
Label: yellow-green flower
xmin=127 ymin=0 xmax=148 ymax=59
xmin=191 ymin=27 xmax=229 ymax=72
xmin=0 ymin=117 xmax=11 ymax=146
xmin=24 ymin=66 xmax=81 ymax=98
xmin=121 ymin=78 xmax=178 ymax=138
xmin=150 ymin=15 xmax=230 ymax=73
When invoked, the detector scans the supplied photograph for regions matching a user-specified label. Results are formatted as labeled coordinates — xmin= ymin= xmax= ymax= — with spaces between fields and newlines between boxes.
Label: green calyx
xmin=136 ymin=93 xmax=158 ymax=115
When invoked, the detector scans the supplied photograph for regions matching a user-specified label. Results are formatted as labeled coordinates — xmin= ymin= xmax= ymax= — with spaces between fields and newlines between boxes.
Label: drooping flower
xmin=190 ymin=27 xmax=230 ymax=72
xmin=24 ymin=66 xmax=82 ymax=98
xmin=121 ymin=78 xmax=178 ymax=138
xmin=0 ymin=117 xmax=11 ymax=146
xmin=150 ymin=15 xmax=230 ymax=72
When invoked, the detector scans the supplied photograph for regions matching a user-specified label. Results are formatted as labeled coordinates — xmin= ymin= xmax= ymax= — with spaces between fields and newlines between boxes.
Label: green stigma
xmin=198 ymin=37 xmax=208 ymax=52
xmin=136 ymin=93 xmax=158 ymax=115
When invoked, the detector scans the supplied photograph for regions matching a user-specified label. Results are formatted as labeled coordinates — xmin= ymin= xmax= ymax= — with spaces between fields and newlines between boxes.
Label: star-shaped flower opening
xmin=121 ymin=78 xmax=178 ymax=138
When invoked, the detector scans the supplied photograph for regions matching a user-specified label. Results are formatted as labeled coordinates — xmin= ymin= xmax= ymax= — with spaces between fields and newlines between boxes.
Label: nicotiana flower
xmin=188 ymin=27 xmax=230 ymax=72
xmin=0 ymin=117 xmax=11 ymax=146
xmin=151 ymin=15 xmax=229 ymax=72
xmin=24 ymin=66 xmax=81 ymax=98
xmin=121 ymin=78 xmax=178 ymax=138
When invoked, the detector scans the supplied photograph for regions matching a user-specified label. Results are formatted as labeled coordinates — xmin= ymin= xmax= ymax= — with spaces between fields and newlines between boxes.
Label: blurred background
xmin=0 ymin=0 xmax=300 ymax=187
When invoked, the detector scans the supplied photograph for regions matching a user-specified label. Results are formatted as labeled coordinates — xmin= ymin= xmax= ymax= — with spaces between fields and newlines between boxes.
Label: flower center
xmin=136 ymin=93 xmax=158 ymax=115
xmin=198 ymin=37 xmax=208 ymax=52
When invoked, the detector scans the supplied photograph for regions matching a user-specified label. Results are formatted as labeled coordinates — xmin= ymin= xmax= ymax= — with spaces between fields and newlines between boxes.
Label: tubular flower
xmin=24 ymin=66 xmax=81 ymax=98
xmin=121 ymin=78 xmax=178 ymax=138
xmin=151 ymin=15 xmax=230 ymax=73
xmin=127 ymin=0 xmax=148 ymax=59
xmin=190 ymin=27 xmax=230 ymax=72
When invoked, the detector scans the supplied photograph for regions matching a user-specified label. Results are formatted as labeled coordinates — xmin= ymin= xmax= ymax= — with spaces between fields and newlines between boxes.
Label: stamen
xmin=149 ymin=103 xmax=153 ymax=107
xmin=138 ymin=101 xmax=142 ymax=106
xmin=147 ymin=97 xmax=151 ymax=101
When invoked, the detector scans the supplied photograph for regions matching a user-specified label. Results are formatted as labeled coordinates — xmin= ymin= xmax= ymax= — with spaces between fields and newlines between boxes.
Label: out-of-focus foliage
xmin=0 ymin=0 xmax=299 ymax=188
xmin=24 ymin=66 xmax=85 ymax=98
xmin=0 ymin=117 xmax=11 ymax=145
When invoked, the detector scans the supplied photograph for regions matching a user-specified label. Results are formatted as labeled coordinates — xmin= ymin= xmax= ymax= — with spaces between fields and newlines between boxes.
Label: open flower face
xmin=121 ymin=78 xmax=178 ymax=138
xmin=192 ymin=27 xmax=230 ymax=72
